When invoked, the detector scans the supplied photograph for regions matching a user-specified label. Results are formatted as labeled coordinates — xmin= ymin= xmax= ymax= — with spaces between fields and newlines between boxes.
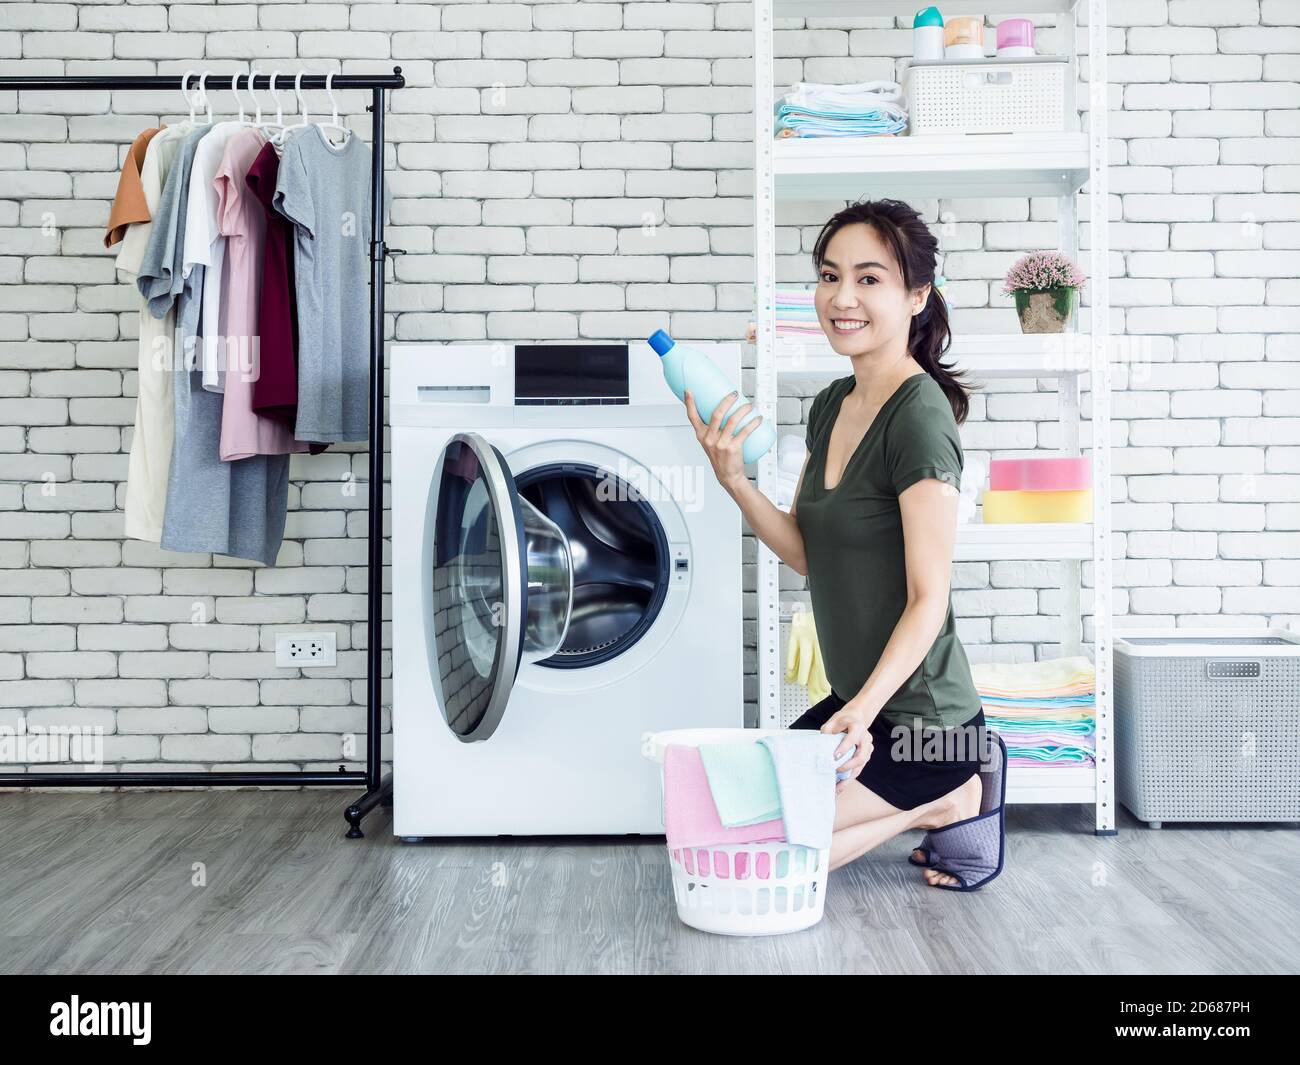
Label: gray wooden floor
xmin=1 ymin=791 xmax=1297 ymax=974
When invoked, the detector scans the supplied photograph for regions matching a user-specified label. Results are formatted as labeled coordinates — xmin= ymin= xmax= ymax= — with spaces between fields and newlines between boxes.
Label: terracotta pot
xmin=1014 ymin=286 xmax=1077 ymax=333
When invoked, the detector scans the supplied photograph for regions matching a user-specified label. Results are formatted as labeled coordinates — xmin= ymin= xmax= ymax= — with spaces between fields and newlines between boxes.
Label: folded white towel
xmin=787 ymin=80 xmax=906 ymax=108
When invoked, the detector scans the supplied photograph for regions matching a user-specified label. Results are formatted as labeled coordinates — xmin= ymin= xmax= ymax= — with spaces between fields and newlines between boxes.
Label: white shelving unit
xmin=752 ymin=0 xmax=1115 ymax=831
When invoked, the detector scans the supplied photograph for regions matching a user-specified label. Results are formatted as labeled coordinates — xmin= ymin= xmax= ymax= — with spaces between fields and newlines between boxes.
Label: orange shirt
xmin=103 ymin=125 xmax=164 ymax=248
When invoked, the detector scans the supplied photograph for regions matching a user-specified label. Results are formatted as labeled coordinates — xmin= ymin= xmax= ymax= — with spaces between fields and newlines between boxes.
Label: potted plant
xmin=1002 ymin=251 xmax=1085 ymax=334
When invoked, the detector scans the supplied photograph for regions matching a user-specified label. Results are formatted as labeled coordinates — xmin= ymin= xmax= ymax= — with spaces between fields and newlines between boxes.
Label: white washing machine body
xmin=391 ymin=341 xmax=743 ymax=837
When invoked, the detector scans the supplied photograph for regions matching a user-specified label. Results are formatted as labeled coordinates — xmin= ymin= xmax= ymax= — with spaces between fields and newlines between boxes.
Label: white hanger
xmin=247 ymin=67 xmax=264 ymax=127
xmin=315 ymin=72 xmax=352 ymax=147
xmin=270 ymin=71 xmax=309 ymax=146
xmin=195 ymin=71 xmax=214 ymax=125
xmin=231 ymin=71 xmax=249 ymax=125
xmin=182 ymin=69 xmax=200 ymax=124
xmin=259 ymin=70 xmax=287 ymax=136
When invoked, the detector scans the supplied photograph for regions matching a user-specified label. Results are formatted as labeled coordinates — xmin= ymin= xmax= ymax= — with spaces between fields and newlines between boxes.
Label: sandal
xmin=919 ymin=729 xmax=1008 ymax=892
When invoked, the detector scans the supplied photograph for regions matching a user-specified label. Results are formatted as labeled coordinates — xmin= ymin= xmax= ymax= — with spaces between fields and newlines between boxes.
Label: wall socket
xmin=275 ymin=631 xmax=337 ymax=668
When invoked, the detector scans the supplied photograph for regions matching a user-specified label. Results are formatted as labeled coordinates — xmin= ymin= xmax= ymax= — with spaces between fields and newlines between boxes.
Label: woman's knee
xmin=832 ymin=778 xmax=904 ymax=830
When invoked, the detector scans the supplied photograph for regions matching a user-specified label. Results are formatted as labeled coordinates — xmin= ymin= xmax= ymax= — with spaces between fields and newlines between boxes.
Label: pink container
xmin=989 ymin=456 xmax=1091 ymax=492
xmin=996 ymin=18 xmax=1035 ymax=56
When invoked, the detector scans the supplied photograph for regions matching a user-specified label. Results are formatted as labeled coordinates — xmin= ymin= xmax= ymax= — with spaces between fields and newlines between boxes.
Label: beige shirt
xmin=116 ymin=123 xmax=192 ymax=543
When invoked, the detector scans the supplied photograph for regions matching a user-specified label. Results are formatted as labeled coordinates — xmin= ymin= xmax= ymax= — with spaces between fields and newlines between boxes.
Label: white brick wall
xmin=0 ymin=1 xmax=1297 ymax=775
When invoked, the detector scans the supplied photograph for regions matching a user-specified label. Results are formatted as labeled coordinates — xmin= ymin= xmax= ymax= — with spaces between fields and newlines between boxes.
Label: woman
xmin=685 ymin=198 xmax=1002 ymax=890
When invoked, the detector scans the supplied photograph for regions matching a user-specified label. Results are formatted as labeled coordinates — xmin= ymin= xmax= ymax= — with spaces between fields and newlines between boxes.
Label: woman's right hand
xmin=821 ymin=707 xmax=874 ymax=794
xmin=684 ymin=389 xmax=765 ymax=493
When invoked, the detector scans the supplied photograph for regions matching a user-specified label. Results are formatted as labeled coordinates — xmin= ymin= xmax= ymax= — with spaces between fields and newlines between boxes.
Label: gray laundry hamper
xmin=1114 ymin=628 xmax=1300 ymax=828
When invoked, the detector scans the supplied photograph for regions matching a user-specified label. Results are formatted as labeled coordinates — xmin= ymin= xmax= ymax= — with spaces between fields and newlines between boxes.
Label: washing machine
xmin=391 ymin=341 xmax=743 ymax=838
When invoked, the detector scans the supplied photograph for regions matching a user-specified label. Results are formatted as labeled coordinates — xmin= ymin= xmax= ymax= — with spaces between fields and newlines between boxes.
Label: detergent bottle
xmin=912 ymin=6 xmax=945 ymax=63
xmin=648 ymin=329 xmax=776 ymax=464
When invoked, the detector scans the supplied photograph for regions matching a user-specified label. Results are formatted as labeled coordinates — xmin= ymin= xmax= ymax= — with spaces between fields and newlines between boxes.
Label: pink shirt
xmin=215 ymin=127 xmax=308 ymax=460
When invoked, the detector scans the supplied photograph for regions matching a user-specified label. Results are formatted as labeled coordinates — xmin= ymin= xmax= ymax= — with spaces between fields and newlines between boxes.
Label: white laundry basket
xmin=644 ymin=728 xmax=830 ymax=936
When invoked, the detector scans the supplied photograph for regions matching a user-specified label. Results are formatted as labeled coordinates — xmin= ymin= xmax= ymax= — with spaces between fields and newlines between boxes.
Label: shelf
xmin=1006 ymin=765 xmax=1097 ymax=805
xmin=775 ymin=1 xmax=1081 ymax=18
xmin=769 ymin=332 xmax=1093 ymax=380
xmin=755 ymin=0 xmax=1112 ymax=829
xmin=773 ymin=132 xmax=1090 ymax=201
xmin=955 ymin=523 xmax=1093 ymax=561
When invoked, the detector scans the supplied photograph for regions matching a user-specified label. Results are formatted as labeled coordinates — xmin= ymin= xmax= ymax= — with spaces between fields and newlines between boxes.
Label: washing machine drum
xmin=426 ymin=432 xmax=669 ymax=741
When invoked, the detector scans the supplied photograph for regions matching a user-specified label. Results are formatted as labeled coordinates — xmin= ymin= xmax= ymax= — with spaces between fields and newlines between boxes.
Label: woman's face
xmin=814 ymin=223 xmax=928 ymax=357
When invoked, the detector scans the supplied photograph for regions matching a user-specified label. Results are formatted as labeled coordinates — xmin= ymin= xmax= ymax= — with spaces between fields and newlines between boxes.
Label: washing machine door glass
xmin=426 ymin=433 xmax=573 ymax=742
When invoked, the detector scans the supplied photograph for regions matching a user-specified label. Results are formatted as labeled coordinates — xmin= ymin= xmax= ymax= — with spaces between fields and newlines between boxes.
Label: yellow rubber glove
xmin=785 ymin=610 xmax=832 ymax=704
xmin=804 ymin=617 xmax=831 ymax=704
xmin=785 ymin=610 xmax=810 ymax=687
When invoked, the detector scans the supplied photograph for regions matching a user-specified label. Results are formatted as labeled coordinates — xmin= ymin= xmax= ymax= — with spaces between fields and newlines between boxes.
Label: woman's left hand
xmin=820 ymin=705 xmax=873 ymax=792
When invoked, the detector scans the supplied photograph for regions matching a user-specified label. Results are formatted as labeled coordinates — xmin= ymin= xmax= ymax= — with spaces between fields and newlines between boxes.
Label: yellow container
xmin=982 ymin=488 xmax=1093 ymax=523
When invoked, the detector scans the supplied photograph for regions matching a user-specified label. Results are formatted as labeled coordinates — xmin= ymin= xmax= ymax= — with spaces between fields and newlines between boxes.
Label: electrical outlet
xmin=275 ymin=631 xmax=337 ymax=668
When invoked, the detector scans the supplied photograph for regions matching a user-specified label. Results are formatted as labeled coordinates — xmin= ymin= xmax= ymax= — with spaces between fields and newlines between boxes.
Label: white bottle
xmin=912 ymin=7 xmax=945 ymax=63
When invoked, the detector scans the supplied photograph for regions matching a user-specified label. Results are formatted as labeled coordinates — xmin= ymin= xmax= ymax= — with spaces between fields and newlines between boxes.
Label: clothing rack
xmin=0 ymin=68 xmax=406 ymax=839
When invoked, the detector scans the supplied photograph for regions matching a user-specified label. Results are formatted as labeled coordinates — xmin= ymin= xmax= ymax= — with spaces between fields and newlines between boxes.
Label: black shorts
xmin=789 ymin=689 xmax=985 ymax=811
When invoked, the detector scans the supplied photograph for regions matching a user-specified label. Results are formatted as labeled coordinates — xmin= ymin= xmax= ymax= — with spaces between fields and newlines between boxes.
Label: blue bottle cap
xmin=914 ymin=6 xmax=944 ymax=28
xmin=647 ymin=329 xmax=675 ymax=357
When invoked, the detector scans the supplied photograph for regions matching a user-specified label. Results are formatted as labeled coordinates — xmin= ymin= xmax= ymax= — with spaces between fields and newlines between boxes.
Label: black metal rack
xmin=0 ymin=68 xmax=406 ymax=839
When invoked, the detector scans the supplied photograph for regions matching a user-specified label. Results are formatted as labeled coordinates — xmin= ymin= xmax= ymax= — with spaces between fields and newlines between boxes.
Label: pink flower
xmin=1002 ymin=251 xmax=1086 ymax=294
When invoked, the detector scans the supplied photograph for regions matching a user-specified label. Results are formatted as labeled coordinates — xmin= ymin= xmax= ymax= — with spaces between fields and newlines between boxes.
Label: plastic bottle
xmin=996 ymin=18 xmax=1036 ymax=58
xmin=944 ymin=15 xmax=984 ymax=60
xmin=648 ymin=329 xmax=776 ymax=464
xmin=912 ymin=7 xmax=946 ymax=63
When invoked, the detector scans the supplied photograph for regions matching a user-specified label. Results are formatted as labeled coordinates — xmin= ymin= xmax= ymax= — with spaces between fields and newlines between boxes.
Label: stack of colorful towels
xmin=774 ymin=81 xmax=909 ymax=139
xmin=663 ymin=733 xmax=850 ymax=855
xmin=969 ymin=656 xmax=1096 ymax=768
xmin=744 ymin=288 xmax=821 ymax=343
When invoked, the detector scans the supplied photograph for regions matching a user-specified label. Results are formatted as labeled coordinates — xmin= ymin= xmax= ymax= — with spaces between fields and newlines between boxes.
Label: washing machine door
xmin=426 ymin=433 xmax=572 ymax=742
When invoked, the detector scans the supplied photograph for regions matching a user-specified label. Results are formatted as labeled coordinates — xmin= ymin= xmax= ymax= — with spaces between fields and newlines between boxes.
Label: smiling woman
xmin=684 ymin=198 xmax=1006 ymax=889
xmin=786 ymin=199 xmax=1006 ymax=888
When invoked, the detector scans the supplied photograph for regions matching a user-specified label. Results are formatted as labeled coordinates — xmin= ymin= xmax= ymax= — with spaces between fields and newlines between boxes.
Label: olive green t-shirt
xmin=794 ymin=371 xmax=982 ymax=730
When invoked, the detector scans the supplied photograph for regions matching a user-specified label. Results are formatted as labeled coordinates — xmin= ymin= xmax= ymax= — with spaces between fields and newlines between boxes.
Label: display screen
xmin=514 ymin=344 xmax=629 ymax=405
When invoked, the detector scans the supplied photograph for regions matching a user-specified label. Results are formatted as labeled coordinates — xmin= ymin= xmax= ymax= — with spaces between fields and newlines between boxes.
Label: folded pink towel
xmin=663 ymin=744 xmax=786 ymax=850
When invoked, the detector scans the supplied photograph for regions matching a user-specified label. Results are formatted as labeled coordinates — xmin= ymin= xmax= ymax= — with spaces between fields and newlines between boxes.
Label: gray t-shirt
xmin=137 ymin=125 xmax=211 ymax=329
xmin=273 ymin=124 xmax=386 ymax=443
xmin=160 ymin=362 xmax=290 ymax=567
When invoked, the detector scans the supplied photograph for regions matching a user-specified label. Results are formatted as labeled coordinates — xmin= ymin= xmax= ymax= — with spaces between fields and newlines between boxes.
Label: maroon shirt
xmin=245 ymin=140 xmax=327 ymax=453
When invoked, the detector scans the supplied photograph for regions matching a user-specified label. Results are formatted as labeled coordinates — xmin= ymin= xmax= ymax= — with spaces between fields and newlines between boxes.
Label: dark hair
xmin=811 ymin=198 xmax=977 ymax=425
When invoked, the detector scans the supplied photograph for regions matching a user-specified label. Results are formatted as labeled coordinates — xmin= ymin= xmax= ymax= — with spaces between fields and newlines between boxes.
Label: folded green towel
xmin=697 ymin=741 xmax=783 ymax=827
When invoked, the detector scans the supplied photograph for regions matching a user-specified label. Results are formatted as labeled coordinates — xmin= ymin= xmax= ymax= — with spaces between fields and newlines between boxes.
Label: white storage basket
xmin=1114 ymin=628 xmax=1300 ymax=827
xmin=645 ymin=728 xmax=830 ymax=936
xmin=904 ymin=56 xmax=1068 ymax=136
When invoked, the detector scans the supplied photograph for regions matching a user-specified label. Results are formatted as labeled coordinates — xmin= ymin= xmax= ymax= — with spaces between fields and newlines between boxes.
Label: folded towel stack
xmin=745 ymin=288 xmax=822 ymax=343
xmin=664 ymin=732 xmax=849 ymax=852
xmin=774 ymin=80 xmax=909 ymax=139
xmin=969 ymin=656 xmax=1096 ymax=768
